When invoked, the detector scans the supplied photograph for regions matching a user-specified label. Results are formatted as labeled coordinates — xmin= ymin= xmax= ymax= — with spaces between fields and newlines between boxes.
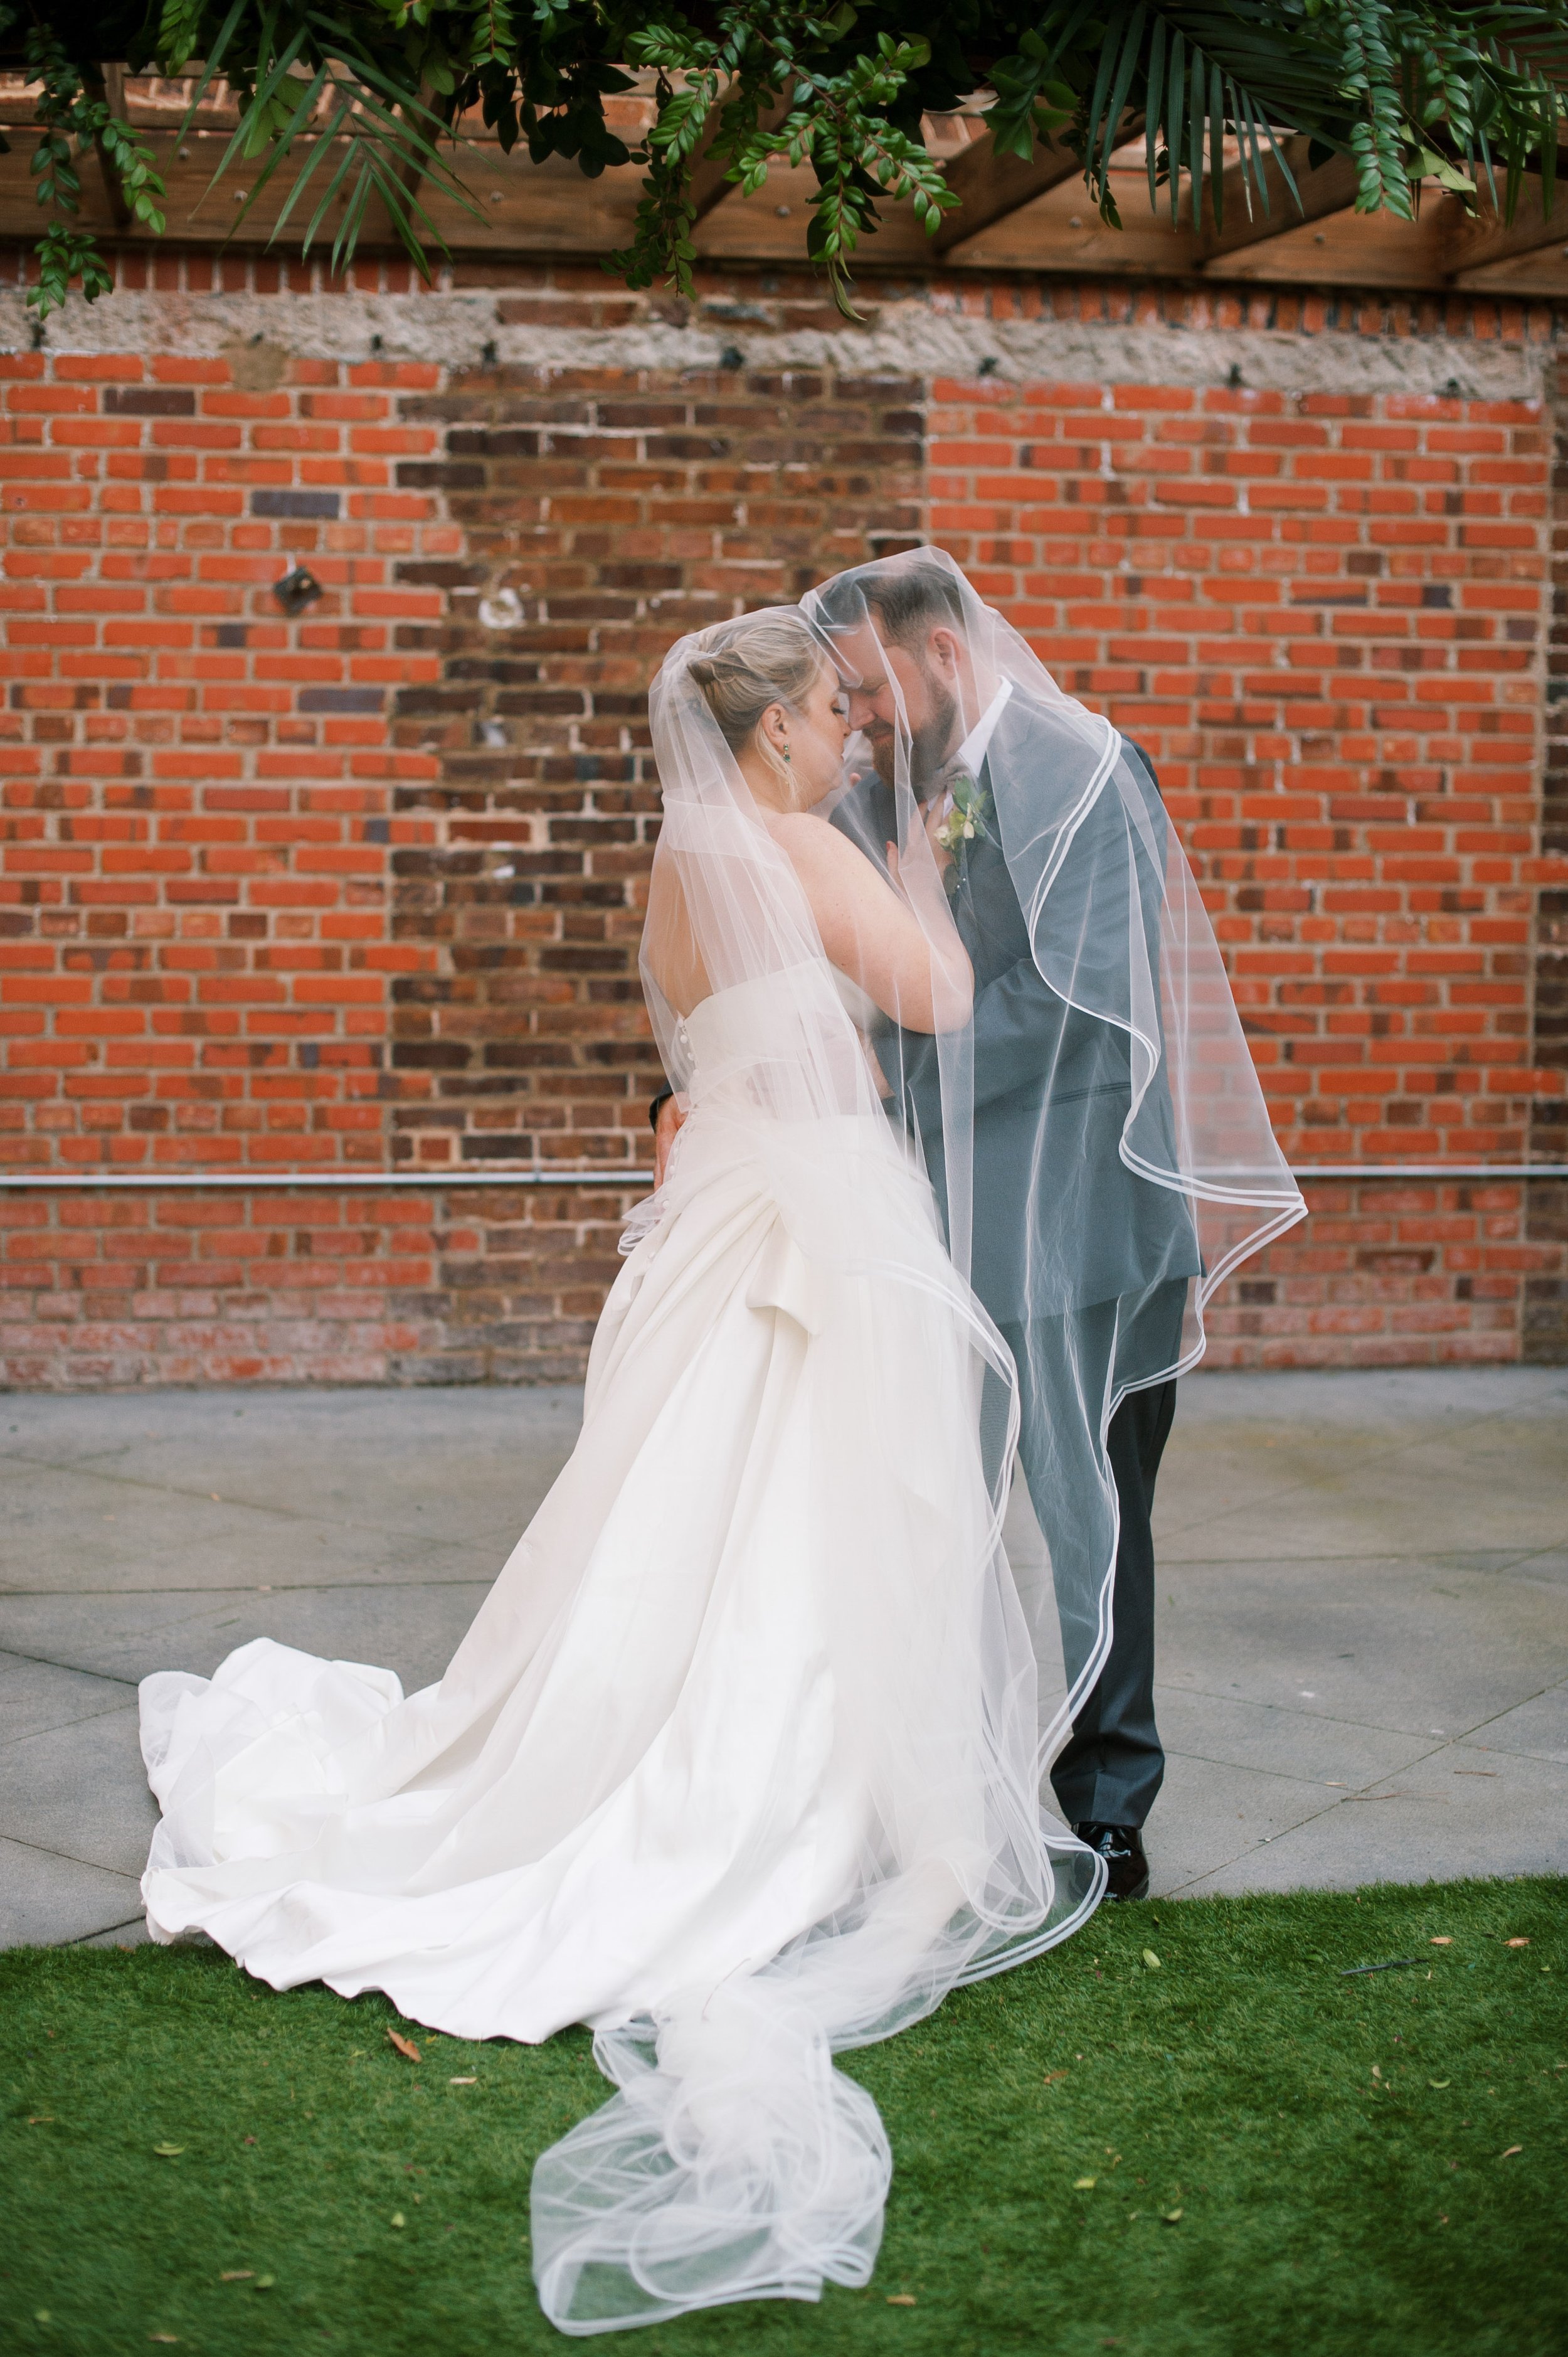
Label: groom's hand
xmin=654 ymin=1095 xmax=686 ymax=1188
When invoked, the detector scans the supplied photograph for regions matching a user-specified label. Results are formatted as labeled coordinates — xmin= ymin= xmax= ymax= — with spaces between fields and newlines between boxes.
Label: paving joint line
xmin=1157 ymin=1545 xmax=1562 ymax=1569
xmin=1149 ymin=1398 xmax=1566 ymax=1543
xmin=1160 ymin=1704 xmax=1568 ymax=1892
xmin=70 ymin=1917 xmax=148 ymax=1946
xmin=0 ymin=1828 xmax=144 ymax=1880
xmin=0 ymin=1644 xmax=139 ymax=1686
xmin=1157 ymin=1681 xmax=1493 ymax=1743
xmin=0 ymin=1449 xmax=521 ymax=1552
xmin=1 ymin=1702 xmax=142 ymax=1753
xmin=0 ymin=1577 xmax=497 ymax=1600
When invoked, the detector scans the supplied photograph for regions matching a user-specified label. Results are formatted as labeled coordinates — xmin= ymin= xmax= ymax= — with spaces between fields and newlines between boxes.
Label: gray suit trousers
xmin=997 ymin=1278 xmax=1187 ymax=1829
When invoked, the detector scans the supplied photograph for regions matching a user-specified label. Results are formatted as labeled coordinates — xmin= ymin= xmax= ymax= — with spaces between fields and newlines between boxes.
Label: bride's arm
xmin=769 ymin=813 xmax=973 ymax=1033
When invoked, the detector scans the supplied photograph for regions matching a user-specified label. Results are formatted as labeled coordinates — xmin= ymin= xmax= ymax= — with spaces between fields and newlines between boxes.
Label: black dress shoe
xmin=1074 ymin=1821 xmax=1150 ymax=1902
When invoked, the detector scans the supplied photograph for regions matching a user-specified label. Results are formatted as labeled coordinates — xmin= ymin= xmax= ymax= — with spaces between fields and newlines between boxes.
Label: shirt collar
xmin=953 ymin=676 xmax=1012 ymax=779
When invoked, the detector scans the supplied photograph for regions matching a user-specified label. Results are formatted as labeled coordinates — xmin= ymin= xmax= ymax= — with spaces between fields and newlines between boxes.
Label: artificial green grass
xmin=4 ymin=1878 xmax=1565 ymax=2357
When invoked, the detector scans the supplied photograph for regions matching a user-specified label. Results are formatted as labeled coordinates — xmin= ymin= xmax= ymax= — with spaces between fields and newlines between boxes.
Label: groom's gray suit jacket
xmin=829 ymin=700 xmax=1201 ymax=1331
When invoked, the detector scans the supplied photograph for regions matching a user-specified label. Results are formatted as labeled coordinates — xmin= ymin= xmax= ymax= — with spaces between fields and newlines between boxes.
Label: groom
xmin=653 ymin=561 xmax=1200 ymax=1901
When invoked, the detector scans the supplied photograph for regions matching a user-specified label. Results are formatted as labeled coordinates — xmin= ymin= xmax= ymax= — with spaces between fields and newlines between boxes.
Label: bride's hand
xmin=885 ymin=807 xmax=951 ymax=895
xmin=923 ymin=791 xmax=956 ymax=877
xmin=886 ymin=824 xmax=948 ymax=905
xmin=654 ymin=1095 xmax=687 ymax=1188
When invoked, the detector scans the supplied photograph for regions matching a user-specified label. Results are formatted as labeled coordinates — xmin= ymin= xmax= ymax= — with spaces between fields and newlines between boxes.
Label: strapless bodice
xmin=677 ymin=962 xmax=882 ymax=1082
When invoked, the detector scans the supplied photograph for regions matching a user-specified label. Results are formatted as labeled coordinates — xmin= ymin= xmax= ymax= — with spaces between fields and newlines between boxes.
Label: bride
xmin=138 ymin=605 xmax=1104 ymax=2335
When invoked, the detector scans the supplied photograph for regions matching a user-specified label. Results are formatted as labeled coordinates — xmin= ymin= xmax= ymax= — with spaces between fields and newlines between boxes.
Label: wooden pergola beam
xmin=1198 ymin=136 xmax=1360 ymax=267
xmin=1446 ymin=175 xmax=1568 ymax=282
xmin=4 ymin=95 xmax=1565 ymax=294
xmin=930 ymin=128 xmax=1089 ymax=254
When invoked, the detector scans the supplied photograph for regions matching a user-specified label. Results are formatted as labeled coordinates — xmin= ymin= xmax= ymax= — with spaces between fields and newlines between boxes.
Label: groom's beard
xmin=864 ymin=671 xmax=960 ymax=797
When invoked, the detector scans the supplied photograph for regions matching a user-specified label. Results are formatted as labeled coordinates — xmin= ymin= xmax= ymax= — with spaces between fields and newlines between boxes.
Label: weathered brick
xmin=102 ymin=386 xmax=198 ymax=418
xmin=2 ymin=250 xmax=1564 ymax=1383
xmin=250 ymin=489 xmax=341 ymax=519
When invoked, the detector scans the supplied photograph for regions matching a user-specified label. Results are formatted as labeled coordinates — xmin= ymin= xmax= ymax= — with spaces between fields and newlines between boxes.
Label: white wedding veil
xmin=530 ymin=607 xmax=1104 ymax=2333
xmin=801 ymin=550 xmax=1306 ymax=1758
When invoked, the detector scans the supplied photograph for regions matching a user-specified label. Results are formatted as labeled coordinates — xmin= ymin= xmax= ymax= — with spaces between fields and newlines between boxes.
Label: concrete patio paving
xmin=1 ymin=1364 xmax=1564 ymax=1949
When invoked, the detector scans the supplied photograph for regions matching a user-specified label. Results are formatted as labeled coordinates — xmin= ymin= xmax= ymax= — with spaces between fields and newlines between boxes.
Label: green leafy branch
xmin=4 ymin=2 xmax=1566 ymax=324
xmin=22 ymin=25 xmax=166 ymax=312
xmin=612 ymin=9 xmax=956 ymax=312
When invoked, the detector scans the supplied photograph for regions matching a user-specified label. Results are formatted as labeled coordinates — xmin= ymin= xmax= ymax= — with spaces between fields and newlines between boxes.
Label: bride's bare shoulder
xmin=765 ymin=811 xmax=866 ymax=878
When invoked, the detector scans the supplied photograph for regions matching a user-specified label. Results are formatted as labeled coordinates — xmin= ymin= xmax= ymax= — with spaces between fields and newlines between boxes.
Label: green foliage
xmin=3 ymin=1878 xmax=1566 ymax=2353
xmin=27 ymin=221 xmax=115 ymax=312
xmin=16 ymin=21 xmax=167 ymax=311
xmin=6 ymin=1 xmax=1568 ymax=319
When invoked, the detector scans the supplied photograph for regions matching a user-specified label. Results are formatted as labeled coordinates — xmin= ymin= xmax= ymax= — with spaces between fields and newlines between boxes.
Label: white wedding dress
xmin=140 ymin=967 xmax=1102 ymax=2334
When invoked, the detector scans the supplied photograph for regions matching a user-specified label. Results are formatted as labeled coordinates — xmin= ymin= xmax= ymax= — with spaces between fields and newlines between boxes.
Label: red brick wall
xmin=2 ymin=249 xmax=1565 ymax=1383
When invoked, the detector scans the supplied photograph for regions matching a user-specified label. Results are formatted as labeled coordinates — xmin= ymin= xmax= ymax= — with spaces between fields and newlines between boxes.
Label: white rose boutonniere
xmin=933 ymin=770 xmax=993 ymax=888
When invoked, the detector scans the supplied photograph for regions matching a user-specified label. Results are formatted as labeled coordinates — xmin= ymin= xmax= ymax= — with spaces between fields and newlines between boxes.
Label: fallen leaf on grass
xmin=1042 ymin=2070 xmax=1069 ymax=2085
xmin=386 ymin=2029 xmax=421 ymax=2062
xmin=1430 ymin=1937 xmax=1453 ymax=1945
xmin=1162 ymin=2210 xmax=1183 ymax=2224
xmin=390 ymin=2212 xmax=406 ymax=2229
xmin=449 ymin=2075 xmax=477 ymax=2086
xmin=1429 ymin=2080 xmax=1451 ymax=2090
xmin=219 ymin=2270 xmax=254 ymax=2282
xmin=27 ymin=2115 xmax=55 ymax=2126
xmin=1073 ymin=2177 xmax=1097 ymax=2191
xmin=1506 ymin=1939 xmax=1530 ymax=1949
xmin=1142 ymin=1950 xmax=1161 ymax=1970
xmin=150 ymin=2337 xmax=180 ymax=2346
xmin=886 ymin=2294 xmax=916 ymax=2306
xmin=152 ymin=2144 xmax=184 ymax=2158
xmin=1500 ymin=2146 xmax=1523 ymax=2159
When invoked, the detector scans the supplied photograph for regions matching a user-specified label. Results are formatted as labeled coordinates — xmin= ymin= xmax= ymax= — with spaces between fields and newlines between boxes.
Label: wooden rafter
xmin=1447 ymin=176 xmax=1568 ymax=289
xmin=1197 ymin=135 xmax=1360 ymax=267
xmin=91 ymin=62 xmax=134 ymax=232
xmin=2 ymin=74 xmax=1567 ymax=301
xmin=930 ymin=129 xmax=1089 ymax=254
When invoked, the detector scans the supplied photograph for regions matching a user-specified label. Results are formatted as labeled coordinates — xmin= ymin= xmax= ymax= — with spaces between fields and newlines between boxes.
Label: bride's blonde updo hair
xmin=685 ymin=614 xmax=826 ymax=755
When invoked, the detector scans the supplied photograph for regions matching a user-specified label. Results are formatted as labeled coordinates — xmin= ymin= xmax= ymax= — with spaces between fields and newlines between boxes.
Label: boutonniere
xmin=933 ymin=770 xmax=993 ymax=888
